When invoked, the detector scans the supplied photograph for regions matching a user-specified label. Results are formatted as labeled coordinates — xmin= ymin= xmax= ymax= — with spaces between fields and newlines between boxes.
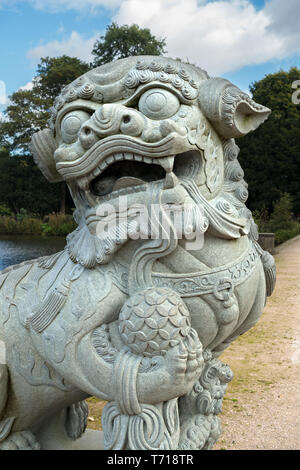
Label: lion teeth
xmin=90 ymin=153 xmax=175 ymax=188
xmin=106 ymin=156 xmax=114 ymax=164
xmin=99 ymin=161 xmax=108 ymax=170
xmin=91 ymin=167 xmax=100 ymax=178
xmin=157 ymin=156 xmax=175 ymax=173
xmin=124 ymin=152 xmax=134 ymax=160
xmin=163 ymin=171 xmax=178 ymax=189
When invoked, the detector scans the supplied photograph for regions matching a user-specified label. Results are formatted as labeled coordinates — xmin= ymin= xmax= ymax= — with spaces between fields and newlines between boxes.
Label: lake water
xmin=0 ymin=235 xmax=66 ymax=271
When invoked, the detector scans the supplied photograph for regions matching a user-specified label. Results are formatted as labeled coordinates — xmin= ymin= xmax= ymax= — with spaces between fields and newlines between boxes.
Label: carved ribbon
xmin=102 ymin=349 xmax=180 ymax=450
xmin=152 ymin=242 xmax=260 ymax=298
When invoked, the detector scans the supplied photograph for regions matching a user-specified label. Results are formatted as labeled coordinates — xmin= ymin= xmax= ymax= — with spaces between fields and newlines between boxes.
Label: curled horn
xmin=30 ymin=129 xmax=63 ymax=183
xmin=198 ymin=78 xmax=271 ymax=138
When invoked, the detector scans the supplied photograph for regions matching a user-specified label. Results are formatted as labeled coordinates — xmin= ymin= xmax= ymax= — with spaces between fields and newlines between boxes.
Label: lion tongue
xmin=112 ymin=176 xmax=145 ymax=191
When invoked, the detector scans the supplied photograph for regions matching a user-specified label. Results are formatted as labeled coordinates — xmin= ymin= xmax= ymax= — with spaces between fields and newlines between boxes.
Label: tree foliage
xmin=0 ymin=56 xmax=90 ymax=214
xmin=0 ymin=148 xmax=61 ymax=215
xmin=35 ymin=55 xmax=90 ymax=100
xmin=92 ymin=22 xmax=166 ymax=67
xmin=253 ymin=192 xmax=299 ymax=244
xmin=0 ymin=88 xmax=49 ymax=155
xmin=238 ymin=67 xmax=300 ymax=215
xmin=268 ymin=192 xmax=296 ymax=232
xmin=0 ymin=55 xmax=90 ymax=155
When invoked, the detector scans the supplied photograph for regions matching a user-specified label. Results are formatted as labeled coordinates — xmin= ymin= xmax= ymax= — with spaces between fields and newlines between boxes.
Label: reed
xmin=0 ymin=213 xmax=77 ymax=236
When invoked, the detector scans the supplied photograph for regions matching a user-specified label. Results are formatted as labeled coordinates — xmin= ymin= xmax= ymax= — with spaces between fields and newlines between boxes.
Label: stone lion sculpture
xmin=0 ymin=56 xmax=276 ymax=450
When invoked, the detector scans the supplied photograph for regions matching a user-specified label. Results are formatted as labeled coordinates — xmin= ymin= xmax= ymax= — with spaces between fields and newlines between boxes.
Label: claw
xmin=178 ymin=340 xmax=186 ymax=355
xmin=186 ymin=359 xmax=199 ymax=373
xmin=189 ymin=328 xmax=198 ymax=341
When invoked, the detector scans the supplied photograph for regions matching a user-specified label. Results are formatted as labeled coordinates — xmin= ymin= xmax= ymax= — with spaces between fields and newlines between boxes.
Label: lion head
xmin=31 ymin=56 xmax=270 ymax=270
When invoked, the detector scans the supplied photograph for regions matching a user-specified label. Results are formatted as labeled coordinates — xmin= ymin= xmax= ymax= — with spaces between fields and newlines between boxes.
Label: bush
xmin=268 ymin=193 xmax=295 ymax=232
xmin=0 ymin=215 xmax=42 ymax=234
xmin=252 ymin=207 xmax=270 ymax=233
xmin=0 ymin=216 xmax=18 ymax=234
xmin=253 ymin=193 xmax=299 ymax=245
xmin=41 ymin=214 xmax=77 ymax=236
xmin=275 ymin=224 xmax=300 ymax=245
xmin=0 ymin=204 xmax=12 ymax=216
xmin=19 ymin=217 xmax=42 ymax=234
xmin=0 ymin=212 xmax=76 ymax=236
xmin=16 ymin=208 xmax=32 ymax=222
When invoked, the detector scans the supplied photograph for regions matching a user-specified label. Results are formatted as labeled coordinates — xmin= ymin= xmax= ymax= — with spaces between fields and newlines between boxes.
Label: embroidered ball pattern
xmin=118 ymin=287 xmax=191 ymax=357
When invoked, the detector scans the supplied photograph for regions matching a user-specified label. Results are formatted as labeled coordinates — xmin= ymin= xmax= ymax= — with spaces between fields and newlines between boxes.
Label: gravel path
xmin=214 ymin=236 xmax=300 ymax=450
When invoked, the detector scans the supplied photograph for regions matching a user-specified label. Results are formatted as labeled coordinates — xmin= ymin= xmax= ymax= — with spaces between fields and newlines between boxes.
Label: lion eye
xmin=138 ymin=88 xmax=180 ymax=120
xmin=61 ymin=110 xmax=90 ymax=143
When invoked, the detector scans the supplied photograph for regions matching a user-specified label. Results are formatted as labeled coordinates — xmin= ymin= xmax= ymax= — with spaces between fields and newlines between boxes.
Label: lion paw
xmin=64 ymin=400 xmax=88 ymax=441
xmin=166 ymin=327 xmax=204 ymax=396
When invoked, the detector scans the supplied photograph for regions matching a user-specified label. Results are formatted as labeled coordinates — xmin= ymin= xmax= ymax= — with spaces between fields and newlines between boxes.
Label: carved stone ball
xmin=118 ymin=287 xmax=191 ymax=357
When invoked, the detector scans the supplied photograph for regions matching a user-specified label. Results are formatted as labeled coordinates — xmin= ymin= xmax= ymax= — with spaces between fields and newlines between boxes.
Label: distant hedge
xmin=0 ymin=213 xmax=76 ymax=237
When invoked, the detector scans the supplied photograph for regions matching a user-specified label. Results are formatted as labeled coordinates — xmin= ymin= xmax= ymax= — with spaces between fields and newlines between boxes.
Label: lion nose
xmin=79 ymin=104 xmax=145 ymax=149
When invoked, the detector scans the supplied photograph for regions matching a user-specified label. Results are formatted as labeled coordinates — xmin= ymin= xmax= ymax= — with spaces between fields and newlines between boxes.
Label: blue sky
xmin=1 ymin=0 xmax=300 ymax=118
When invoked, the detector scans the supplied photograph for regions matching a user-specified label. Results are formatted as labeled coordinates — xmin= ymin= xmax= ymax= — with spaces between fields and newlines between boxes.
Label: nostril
xmin=122 ymin=115 xmax=131 ymax=124
xmin=79 ymin=126 xmax=98 ymax=150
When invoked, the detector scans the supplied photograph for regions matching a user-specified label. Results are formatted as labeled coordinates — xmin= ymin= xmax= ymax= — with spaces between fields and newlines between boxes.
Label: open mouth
xmin=90 ymin=158 xmax=166 ymax=196
xmin=89 ymin=150 xmax=201 ymax=198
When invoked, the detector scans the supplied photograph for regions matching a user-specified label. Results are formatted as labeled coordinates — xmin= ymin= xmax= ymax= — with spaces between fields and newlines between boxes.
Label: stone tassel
xmin=27 ymin=280 xmax=71 ymax=333
xmin=261 ymin=251 xmax=276 ymax=297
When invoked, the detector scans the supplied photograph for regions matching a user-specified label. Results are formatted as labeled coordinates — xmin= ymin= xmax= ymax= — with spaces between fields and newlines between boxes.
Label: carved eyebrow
xmin=123 ymin=82 xmax=193 ymax=108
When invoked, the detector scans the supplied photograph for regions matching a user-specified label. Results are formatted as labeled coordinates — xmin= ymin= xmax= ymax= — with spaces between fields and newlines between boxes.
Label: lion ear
xmin=198 ymin=78 xmax=271 ymax=139
xmin=30 ymin=129 xmax=63 ymax=183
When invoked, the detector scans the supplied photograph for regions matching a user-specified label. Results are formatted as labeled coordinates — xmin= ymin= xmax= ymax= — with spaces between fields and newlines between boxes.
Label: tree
xmin=0 ymin=56 xmax=90 ymax=155
xmin=0 ymin=149 xmax=61 ymax=215
xmin=238 ymin=67 xmax=300 ymax=215
xmin=268 ymin=193 xmax=296 ymax=232
xmin=0 ymin=88 xmax=49 ymax=155
xmin=0 ymin=56 xmax=90 ymax=214
xmin=35 ymin=55 xmax=90 ymax=100
xmin=92 ymin=22 xmax=167 ymax=67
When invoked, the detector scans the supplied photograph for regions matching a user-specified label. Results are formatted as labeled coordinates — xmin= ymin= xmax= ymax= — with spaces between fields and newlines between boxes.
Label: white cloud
xmin=264 ymin=0 xmax=300 ymax=54
xmin=23 ymin=0 xmax=300 ymax=76
xmin=19 ymin=80 xmax=34 ymax=91
xmin=113 ymin=0 xmax=300 ymax=75
xmin=0 ymin=111 xmax=8 ymax=122
xmin=0 ymin=80 xmax=8 ymax=105
xmin=27 ymin=31 xmax=99 ymax=65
